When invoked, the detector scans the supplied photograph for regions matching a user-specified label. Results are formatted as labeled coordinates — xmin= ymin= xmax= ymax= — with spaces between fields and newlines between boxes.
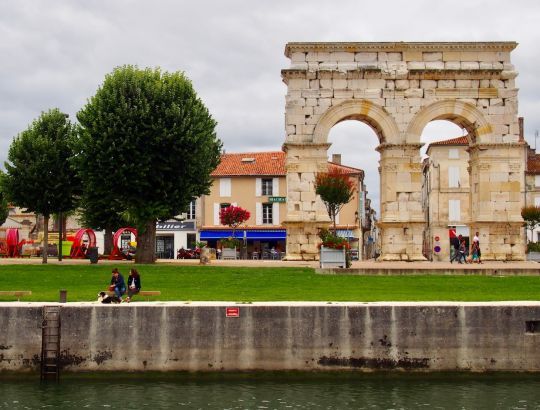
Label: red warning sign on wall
xmin=225 ymin=307 xmax=240 ymax=317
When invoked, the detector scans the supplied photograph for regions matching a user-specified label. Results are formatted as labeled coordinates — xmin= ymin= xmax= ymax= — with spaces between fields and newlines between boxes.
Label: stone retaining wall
xmin=1 ymin=302 xmax=539 ymax=372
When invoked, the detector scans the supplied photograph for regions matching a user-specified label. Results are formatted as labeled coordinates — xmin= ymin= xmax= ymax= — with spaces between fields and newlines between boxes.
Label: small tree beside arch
xmin=315 ymin=168 xmax=355 ymax=233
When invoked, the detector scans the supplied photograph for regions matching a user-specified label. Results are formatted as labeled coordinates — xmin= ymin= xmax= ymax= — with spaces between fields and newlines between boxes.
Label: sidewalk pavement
xmin=0 ymin=256 xmax=537 ymax=271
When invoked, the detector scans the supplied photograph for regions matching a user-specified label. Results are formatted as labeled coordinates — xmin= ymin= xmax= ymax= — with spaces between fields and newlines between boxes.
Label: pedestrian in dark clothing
xmin=126 ymin=268 xmax=141 ymax=303
xmin=450 ymin=234 xmax=461 ymax=263
xmin=109 ymin=268 xmax=126 ymax=301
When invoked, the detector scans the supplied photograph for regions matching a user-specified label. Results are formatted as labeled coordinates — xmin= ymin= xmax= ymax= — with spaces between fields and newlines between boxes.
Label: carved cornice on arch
xmin=405 ymin=100 xmax=492 ymax=144
xmin=312 ymin=100 xmax=401 ymax=145
xmin=285 ymin=41 xmax=518 ymax=57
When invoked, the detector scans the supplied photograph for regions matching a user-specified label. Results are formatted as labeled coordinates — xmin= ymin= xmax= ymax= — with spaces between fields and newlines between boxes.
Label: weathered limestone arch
xmin=312 ymin=99 xmax=401 ymax=145
xmin=282 ymin=41 xmax=525 ymax=261
xmin=406 ymin=100 xmax=492 ymax=144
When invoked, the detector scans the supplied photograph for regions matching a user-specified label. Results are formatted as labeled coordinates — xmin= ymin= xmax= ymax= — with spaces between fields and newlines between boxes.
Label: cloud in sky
xmin=1 ymin=0 xmax=540 ymax=213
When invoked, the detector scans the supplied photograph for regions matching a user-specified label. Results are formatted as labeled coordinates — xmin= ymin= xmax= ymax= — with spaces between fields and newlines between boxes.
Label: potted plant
xmin=219 ymin=205 xmax=250 ymax=260
xmin=315 ymin=168 xmax=355 ymax=268
xmin=219 ymin=237 xmax=241 ymax=260
xmin=318 ymin=228 xmax=351 ymax=268
xmin=196 ymin=241 xmax=211 ymax=265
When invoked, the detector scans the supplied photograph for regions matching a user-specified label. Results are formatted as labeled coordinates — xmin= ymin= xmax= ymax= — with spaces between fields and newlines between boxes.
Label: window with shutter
xmin=272 ymin=202 xmax=280 ymax=225
xmin=448 ymin=199 xmax=461 ymax=222
xmin=262 ymin=203 xmax=273 ymax=224
xmin=262 ymin=178 xmax=273 ymax=196
xmin=220 ymin=178 xmax=231 ymax=197
xmin=255 ymin=178 xmax=262 ymax=197
xmin=448 ymin=166 xmax=460 ymax=188
xmin=272 ymin=178 xmax=280 ymax=196
xmin=213 ymin=203 xmax=220 ymax=225
xmin=255 ymin=203 xmax=263 ymax=225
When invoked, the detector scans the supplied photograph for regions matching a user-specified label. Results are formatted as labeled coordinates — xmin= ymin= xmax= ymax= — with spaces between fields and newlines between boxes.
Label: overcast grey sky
xmin=1 ymin=0 xmax=539 ymax=212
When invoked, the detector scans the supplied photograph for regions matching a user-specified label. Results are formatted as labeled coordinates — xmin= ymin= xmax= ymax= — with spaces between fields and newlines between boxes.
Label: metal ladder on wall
xmin=41 ymin=306 xmax=61 ymax=382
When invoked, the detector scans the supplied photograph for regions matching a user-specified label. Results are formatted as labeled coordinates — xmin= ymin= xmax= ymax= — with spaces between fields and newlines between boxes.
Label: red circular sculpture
xmin=69 ymin=228 xmax=97 ymax=259
xmin=109 ymin=227 xmax=138 ymax=260
xmin=6 ymin=228 xmax=20 ymax=257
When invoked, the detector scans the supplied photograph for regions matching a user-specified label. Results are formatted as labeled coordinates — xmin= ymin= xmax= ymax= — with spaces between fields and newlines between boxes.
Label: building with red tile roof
xmin=200 ymin=150 xmax=369 ymax=260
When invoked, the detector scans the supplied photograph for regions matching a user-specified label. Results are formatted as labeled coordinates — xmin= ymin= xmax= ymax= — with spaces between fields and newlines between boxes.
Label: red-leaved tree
xmin=315 ymin=168 xmax=355 ymax=233
xmin=219 ymin=205 xmax=251 ymax=238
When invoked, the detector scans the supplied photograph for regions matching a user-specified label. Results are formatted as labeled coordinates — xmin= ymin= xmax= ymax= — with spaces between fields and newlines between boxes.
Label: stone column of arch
xmin=468 ymin=143 xmax=525 ymax=260
xmin=282 ymin=41 xmax=525 ymax=261
xmin=377 ymin=142 xmax=426 ymax=261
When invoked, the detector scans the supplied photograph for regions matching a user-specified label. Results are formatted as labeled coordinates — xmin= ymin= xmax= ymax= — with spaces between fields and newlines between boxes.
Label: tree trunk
xmin=104 ymin=228 xmax=113 ymax=255
xmin=42 ymin=215 xmax=49 ymax=264
xmin=136 ymin=220 xmax=156 ymax=264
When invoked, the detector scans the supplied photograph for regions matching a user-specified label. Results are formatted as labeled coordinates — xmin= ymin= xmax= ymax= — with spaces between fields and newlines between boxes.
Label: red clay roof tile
xmin=527 ymin=151 xmax=540 ymax=174
xmin=427 ymin=136 xmax=469 ymax=147
xmin=211 ymin=151 xmax=362 ymax=176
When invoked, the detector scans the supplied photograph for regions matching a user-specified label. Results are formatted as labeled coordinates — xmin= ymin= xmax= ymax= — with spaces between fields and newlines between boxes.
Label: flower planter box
xmin=222 ymin=247 xmax=237 ymax=260
xmin=320 ymin=246 xmax=346 ymax=269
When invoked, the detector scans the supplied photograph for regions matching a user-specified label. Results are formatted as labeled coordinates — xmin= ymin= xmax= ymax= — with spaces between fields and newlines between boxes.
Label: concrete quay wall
xmin=1 ymin=302 xmax=540 ymax=372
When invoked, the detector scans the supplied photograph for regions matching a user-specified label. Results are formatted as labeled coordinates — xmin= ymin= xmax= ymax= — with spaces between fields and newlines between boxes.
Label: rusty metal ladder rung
xmin=41 ymin=306 xmax=61 ymax=382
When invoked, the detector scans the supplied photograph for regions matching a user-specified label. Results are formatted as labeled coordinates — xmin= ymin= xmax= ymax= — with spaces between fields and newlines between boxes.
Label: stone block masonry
xmin=281 ymin=42 xmax=525 ymax=262
xmin=1 ymin=303 xmax=540 ymax=372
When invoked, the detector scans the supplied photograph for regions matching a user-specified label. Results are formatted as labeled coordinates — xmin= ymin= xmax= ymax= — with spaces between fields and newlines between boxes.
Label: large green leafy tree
xmin=1 ymin=109 xmax=78 ymax=263
xmin=74 ymin=65 xmax=222 ymax=263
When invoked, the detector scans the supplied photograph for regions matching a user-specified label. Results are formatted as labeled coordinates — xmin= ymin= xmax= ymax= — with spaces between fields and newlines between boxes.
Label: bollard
xmin=59 ymin=289 xmax=67 ymax=303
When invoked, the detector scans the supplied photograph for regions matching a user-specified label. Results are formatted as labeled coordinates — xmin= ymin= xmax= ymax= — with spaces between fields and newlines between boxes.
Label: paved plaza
xmin=0 ymin=257 xmax=537 ymax=275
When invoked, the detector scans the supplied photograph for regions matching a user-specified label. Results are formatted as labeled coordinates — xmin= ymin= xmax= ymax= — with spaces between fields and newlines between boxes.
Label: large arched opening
xmin=328 ymin=120 xmax=380 ymax=259
xmin=420 ymin=120 xmax=468 ymax=260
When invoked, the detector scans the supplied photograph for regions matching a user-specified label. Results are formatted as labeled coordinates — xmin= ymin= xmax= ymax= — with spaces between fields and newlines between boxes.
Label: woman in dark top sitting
xmin=126 ymin=268 xmax=141 ymax=302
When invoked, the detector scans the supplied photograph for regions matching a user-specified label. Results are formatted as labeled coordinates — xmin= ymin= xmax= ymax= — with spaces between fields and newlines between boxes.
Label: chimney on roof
xmin=332 ymin=154 xmax=341 ymax=165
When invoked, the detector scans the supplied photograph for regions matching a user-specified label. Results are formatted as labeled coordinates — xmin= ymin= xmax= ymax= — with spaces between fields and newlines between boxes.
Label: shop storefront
xmin=155 ymin=221 xmax=197 ymax=259
xmin=199 ymin=228 xmax=286 ymax=259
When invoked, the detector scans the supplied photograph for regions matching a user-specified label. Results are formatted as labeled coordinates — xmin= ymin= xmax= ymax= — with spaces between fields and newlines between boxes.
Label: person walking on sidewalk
xmin=450 ymin=234 xmax=462 ymax=263
xmin=472 ymin=231 xmax=483 ymax=264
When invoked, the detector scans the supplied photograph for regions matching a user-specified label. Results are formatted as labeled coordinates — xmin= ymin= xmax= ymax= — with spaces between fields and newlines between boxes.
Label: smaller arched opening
xmin=313 ymin=100 xmax=401 ymax=145
xmin=409 ymin=101 xmax=491 ymax=261
xmin=406 ymin=100 xmax=492 ymax=146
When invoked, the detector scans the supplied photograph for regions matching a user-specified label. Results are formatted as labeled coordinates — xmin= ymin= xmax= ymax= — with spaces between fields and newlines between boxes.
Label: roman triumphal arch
xmin=282 ymin=42 xmax=525 ymax=261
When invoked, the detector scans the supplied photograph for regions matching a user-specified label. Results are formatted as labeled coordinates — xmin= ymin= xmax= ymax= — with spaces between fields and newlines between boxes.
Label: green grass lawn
xmin=0 ymin=264 xmax=539 ymax=302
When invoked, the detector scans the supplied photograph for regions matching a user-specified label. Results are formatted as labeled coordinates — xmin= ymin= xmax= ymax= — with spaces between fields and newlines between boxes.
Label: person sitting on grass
xmin=126 ymin=268 xmax=141 ymax=303
xmin=109 ymin=268 xmax=126 ymax=302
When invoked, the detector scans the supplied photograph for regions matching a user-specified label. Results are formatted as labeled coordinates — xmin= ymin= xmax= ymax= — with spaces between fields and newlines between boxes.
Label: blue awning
xmin=200 ymin=230 xmax=286 ymax=240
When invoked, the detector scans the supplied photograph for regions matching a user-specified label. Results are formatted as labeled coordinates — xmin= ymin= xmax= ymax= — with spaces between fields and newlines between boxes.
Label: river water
xmin=1 ymin=373 xmax=540 ymax=409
